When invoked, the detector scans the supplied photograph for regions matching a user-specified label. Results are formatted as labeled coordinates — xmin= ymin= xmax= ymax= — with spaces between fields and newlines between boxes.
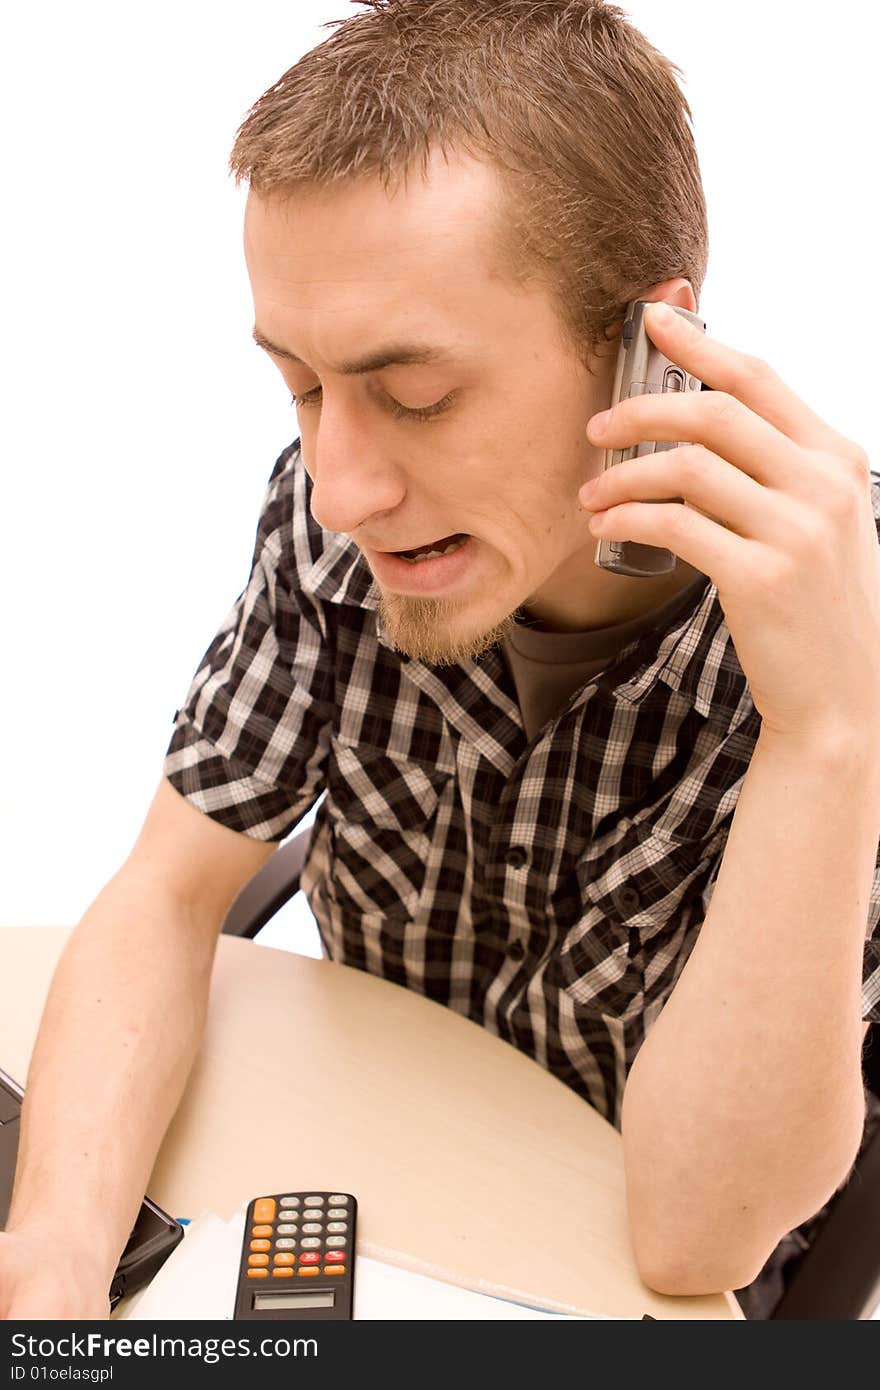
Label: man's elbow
xmin=628 ymin=1142 xmax=863 ymax=1298
xmin=634 ymin=1241 xmax=772 ymax=1299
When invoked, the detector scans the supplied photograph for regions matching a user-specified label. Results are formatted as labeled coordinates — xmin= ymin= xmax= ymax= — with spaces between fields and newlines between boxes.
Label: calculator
xmin=233 ymin=1191 xmax=357 ymax=1320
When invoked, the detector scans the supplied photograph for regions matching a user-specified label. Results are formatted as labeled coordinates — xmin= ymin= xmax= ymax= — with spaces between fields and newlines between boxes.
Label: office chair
xmin=222 ymin=822 xmax=880 ymax=1320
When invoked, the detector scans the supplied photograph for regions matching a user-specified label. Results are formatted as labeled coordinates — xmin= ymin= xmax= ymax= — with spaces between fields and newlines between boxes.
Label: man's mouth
xmin=366 ymin=532 xmax=478 ymax=591
xmin=392 ymin=533 xmax=470 ymax=564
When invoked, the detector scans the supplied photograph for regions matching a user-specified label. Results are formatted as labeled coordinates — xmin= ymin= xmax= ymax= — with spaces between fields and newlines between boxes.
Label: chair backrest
xmin=221 ymin=824 xmax=314 ymax=938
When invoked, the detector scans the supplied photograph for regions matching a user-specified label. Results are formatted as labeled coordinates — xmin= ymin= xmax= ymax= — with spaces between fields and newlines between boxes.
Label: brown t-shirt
xmin=501 ymin=575 xmax=710 ymax=742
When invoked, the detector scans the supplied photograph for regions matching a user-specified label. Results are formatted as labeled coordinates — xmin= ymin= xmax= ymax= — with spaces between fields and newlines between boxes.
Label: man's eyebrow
xmin=251 ymin=327 xmax=457 ymax=375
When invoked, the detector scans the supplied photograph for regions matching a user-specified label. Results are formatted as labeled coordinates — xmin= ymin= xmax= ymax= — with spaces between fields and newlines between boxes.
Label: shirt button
xmin=615 ymin=886 xmax=641 ymax=913
xmin=507 ymin=938 xmax=526 ymax=961
xmin=505 ymin=846 xmax=529 ymax=869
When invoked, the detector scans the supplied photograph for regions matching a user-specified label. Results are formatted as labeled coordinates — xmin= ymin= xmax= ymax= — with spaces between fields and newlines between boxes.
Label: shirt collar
xmin=301 ymin=525 xmax=380 ymax=611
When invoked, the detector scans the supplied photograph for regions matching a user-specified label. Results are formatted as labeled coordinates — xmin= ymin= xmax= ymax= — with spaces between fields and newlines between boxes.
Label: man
xmin=3 ymin=0 xmax=879 ymax=1320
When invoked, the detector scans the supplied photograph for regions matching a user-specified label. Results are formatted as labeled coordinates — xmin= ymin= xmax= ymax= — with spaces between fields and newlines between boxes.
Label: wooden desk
xmin=0 ymin=925 xmax=740 ymax=1320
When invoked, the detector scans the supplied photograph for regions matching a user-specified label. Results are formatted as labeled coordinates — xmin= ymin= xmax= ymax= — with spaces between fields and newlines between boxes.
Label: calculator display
xmin=253 ymin=1289 xmax=335 ymax=1310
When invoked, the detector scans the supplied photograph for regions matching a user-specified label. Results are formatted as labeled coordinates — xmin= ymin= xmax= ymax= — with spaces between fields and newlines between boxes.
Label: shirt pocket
xmin=323 ymin=732 xmax=454 ymax=921
xmin=553 ymin=819 xmax=725 ymax=1018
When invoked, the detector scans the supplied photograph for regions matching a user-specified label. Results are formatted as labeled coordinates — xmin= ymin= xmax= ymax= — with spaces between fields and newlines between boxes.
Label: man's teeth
xmin=399 ymin=536 xmax=468 ymax=563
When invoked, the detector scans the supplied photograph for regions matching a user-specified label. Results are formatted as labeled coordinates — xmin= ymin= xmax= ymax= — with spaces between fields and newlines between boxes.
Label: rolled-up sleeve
xmin=163 ymin=443 xmax=334 ymax=841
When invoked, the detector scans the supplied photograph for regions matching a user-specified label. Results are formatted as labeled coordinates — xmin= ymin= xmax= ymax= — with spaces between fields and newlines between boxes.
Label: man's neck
xmin=517 ymin=560 xmax=705 ymax=634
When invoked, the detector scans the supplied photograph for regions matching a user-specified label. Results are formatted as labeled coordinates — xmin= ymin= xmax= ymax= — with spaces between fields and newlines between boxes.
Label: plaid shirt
xmin=164 ymin=438 xmax=880 ymax=1135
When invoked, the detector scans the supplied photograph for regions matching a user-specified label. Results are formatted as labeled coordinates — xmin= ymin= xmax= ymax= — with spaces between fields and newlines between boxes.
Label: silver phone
xmin=594 ymin=299 xmax=707 ymax=577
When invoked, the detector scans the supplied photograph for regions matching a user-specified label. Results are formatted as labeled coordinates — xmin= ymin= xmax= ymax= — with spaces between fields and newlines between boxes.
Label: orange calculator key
xmin=272 ymin=1268 xmax=294 ymax=1278
xmin=297 ymin=1267 xmax=320 ymax=1277
xmin=248 ymin=1254 xmax=269 ymax=1267
xmin=273 ymin=1253 xmax=295 ymax=1266
xmin=324 ymin=1266 xmax=345 ymax=1276
xmin=253 ymin=1198 xmax=276 ymax=1224
xmin=246 ymin=1269 xmax=269 ymax=1278
xmin=249 ymin=1239 xmax=271 ymax=1252
xmin=251 ymin=1225 xmax=273 ymax=1238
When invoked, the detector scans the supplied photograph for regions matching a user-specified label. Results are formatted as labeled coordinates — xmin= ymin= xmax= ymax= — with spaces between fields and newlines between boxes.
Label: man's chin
xmin=376 ymin=588 xmax=517 ymax=667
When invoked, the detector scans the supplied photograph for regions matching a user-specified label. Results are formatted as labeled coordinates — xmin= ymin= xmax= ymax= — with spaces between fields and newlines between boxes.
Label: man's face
xmin=244 ymin=146 xmax=698 ymax=665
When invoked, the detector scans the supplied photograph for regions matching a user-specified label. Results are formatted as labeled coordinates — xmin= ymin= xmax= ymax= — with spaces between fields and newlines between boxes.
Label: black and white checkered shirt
xmin=164 ymin=438 xmax=880 ymax=1137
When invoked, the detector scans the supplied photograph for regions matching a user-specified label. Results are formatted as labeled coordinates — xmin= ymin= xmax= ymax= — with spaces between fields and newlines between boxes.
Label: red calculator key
xmin=325 ymin=1250 xmax=346 ymax=1263
xmin=299 ymin=1251 xmax=321 ymax=1265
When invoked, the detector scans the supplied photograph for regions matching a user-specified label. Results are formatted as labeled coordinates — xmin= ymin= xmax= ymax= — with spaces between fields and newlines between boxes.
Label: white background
xmin=2 ymin=0 xmax=878 ymax=942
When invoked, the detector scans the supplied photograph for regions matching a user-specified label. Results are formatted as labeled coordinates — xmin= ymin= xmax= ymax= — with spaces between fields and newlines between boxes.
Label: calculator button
xmin=328 ymin=1195 xmax=349 ymax=1206
xmin=327 ymin=1208 xmax=347 ymax=1220
xmin=279 ymin=1196 xmax=301 ymax=1209
xmin=299 ymin=1252 xmax=321 ymax=1265
xmin=304 ymin=1196 xmax=324 ymax=1207
xmin=302 ymin=1222 xmax=323 ymax=1235
xmin=251 ymin=1224 xmax=273 ymax=1238
xmin=300 ymin=1238 xmax=320 ymax=1249
xmin=298 ymin=1267 xmax=320 ymax=1277
xmin=249 ymin=1239 xmax=271 ymax=1252
xmin=324 ymin=1266 xmax=345 ymax=1276
xmin=325 ymin=1236 xmax=347 ymax=1248
xmin=272 ymin=1268 xmax=294 ymax=1278
xmin=247 ymin=1254 xmax=269 ymax=1267
xmin=275 ymin=1238 xmax=296 ymax=1249
xmin=325 ymin=1250 xmax=346 ymax=1264
xmin=253 ymin=1198 xmax=276 ymax=1224
xmin=247 ymin=1269 xmax=268 ymax=1278
xmin=276 ymin=1223 xmax=298 ymax=1235
xmin=326 ymin=1222 xmax=347 ymax=1234
xmin=273 ymin=1253 xmax=296 ymax=1266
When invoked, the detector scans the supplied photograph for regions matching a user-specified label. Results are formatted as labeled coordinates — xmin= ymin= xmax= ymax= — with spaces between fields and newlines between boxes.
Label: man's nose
xmin=306 ymin=420 xmax=405 ymax=537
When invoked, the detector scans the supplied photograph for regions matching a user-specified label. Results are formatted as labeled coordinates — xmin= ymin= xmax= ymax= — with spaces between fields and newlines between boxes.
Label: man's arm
xmin=0 ymin=777 xmax=276 ymax=1318
xmin=620 ymin=725 xmax=880 ymax=1296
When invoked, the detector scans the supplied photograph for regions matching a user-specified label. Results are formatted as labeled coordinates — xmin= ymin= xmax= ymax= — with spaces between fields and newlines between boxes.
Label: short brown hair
xmin=229 ymin=0 xmax=708 ymax=372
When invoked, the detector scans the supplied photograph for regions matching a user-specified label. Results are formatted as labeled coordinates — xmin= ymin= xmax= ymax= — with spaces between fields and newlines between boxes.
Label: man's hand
xmin=0 ymin=1228 xmax=112 ymax=1320
xmin=579 ymin=301 xmax=880 ymax=745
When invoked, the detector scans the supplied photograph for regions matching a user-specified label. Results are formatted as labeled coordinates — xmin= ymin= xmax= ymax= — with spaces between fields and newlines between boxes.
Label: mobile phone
xmin=0 ymin=1066 xmax=184 ymax=1310
xmin=593 ymin=299 xmax=707 ymax=577
xmin=233 ymin=1191 xmax=356 ymax=1320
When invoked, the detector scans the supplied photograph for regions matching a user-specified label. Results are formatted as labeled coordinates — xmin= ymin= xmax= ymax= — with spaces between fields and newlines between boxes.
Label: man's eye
xmin=289 ymin=384 xmax=456 ymax=423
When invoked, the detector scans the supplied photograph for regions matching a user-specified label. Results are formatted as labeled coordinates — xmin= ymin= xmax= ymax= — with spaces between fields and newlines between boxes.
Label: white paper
xmin=112 ymin=1208 xmax=611 ymax=1321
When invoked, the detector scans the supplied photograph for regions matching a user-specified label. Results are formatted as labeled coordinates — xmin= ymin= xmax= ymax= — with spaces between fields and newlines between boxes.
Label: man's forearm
xmin=620 ymin=725 xmax=880 ymax=1295
xmin=6 ymin=868 xmax=219 ymax=1284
